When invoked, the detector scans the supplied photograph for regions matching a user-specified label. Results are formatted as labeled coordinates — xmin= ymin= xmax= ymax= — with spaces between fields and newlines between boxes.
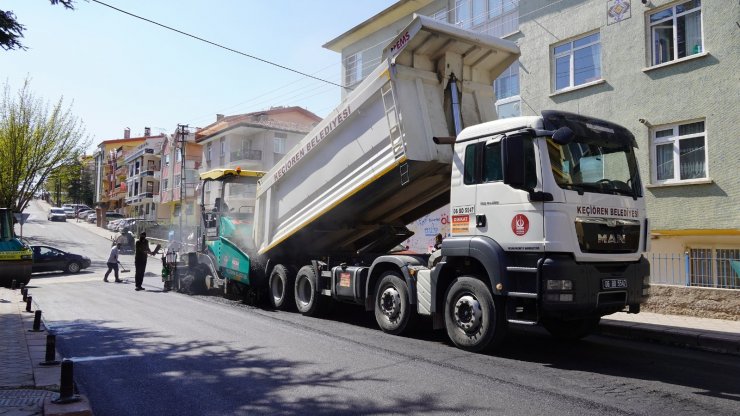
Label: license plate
xmin=602 ymin=279 xmax=627 ymax=290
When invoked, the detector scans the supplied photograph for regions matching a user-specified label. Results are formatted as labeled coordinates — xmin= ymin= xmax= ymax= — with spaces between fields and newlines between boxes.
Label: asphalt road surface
xmin=20 ymin=200 xmax=740 ymax=415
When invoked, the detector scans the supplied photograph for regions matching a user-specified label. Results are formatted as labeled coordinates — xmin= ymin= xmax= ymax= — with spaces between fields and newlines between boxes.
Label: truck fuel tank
xmin=332 ymin=265 xmax=368 ymax=304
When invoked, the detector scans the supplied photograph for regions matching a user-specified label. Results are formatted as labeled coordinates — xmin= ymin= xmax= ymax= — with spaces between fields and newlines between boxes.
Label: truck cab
xmin=437 ymin=110 xmax=650 ymax=345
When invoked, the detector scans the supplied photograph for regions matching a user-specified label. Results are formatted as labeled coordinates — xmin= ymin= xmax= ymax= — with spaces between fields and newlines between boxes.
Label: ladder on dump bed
xmin=381 ymin=81 xmax=409 ymax=186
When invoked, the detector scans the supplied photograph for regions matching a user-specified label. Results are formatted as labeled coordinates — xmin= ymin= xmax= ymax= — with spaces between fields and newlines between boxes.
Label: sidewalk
xmin=600 ymin=310 xmax=740 ymax=355
xmin=0 ymin=287 xmax=92 ymax=416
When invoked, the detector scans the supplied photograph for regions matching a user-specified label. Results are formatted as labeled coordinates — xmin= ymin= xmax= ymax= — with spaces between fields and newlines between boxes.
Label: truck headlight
xmin=546 ymin=279 xmax=573 ymax=291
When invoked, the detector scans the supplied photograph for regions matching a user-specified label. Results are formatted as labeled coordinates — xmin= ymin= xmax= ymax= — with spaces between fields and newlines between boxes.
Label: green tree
xmin=0 ymin=79 xmax=90 ymax=212
xmin=1 ymin=1 xmax=74 ymax=51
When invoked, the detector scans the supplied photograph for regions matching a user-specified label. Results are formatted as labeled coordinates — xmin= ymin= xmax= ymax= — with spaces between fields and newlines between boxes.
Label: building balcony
xmin=124 ymin=147 xmax=155 ymax=163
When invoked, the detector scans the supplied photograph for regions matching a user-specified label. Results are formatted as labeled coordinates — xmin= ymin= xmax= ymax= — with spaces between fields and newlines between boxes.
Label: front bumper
xmin=539 ymin=254 xmax=650 ymax=320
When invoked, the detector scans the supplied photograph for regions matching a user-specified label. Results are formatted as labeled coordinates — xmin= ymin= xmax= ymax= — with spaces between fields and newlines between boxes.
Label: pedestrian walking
xmin=134 ymin=232 xmax=155 ymax=291
xmin=104 ymin=243 xmax=123 ymax=283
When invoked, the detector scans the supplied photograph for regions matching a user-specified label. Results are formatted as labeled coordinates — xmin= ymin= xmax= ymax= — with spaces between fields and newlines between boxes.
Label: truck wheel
xmin=184 ymin=266 xmax=209 ymax=295
xmin=269 ymin=265 xmax=294 ymax=310
xmin=374 ymin=271 xmax=415 ymax=335
xmin=444 ymin=276 xmax=507 ymax=352
xmin=542 ymin=317 xmax=600 ymax=341
xmin=294 ymin=265 xmax=324 ymax=316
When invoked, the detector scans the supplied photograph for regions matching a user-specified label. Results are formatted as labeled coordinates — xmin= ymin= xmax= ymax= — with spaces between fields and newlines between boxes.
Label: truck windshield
xmin=546 ymin=138 xmax=642 ymax=197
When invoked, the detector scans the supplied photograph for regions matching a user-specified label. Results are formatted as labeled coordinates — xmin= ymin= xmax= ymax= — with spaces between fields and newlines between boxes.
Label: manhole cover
xmin=0 ymin=389 xmax=55 ymax=407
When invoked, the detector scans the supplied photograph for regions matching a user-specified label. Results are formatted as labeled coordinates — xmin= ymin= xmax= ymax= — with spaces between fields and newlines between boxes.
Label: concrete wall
xmin=644 ymin=284 xmax=740 ymax=320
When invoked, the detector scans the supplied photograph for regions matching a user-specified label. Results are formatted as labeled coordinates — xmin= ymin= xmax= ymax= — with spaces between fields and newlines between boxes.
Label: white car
xmin=48 ymin=207 xmax=67 ymax=222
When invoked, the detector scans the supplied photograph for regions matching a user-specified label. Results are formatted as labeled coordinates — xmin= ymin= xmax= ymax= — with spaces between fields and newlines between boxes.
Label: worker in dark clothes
xmin=134 ymin=232 xmax=155 ymax=291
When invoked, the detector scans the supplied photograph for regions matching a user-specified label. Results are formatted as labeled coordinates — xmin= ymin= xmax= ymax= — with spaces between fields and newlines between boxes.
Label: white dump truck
xmin=186 ymin=15 xmax=650 ymax=352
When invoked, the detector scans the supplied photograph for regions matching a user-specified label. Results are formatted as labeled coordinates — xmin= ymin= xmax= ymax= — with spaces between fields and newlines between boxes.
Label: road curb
xmin=43 ymin=395 xmax=93 ymax=416
xmin=599 ymin=320 xmax=740 ymax=356
xmin=14 ymin=289 xmax=95 ymax=416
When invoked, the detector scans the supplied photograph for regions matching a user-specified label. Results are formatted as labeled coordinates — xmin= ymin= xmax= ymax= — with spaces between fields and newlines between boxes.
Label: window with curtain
xmin=552 ymin=32 xmax=601 ymax=91
xmin=649 ymin=1 xmax=703 ymax=66
xmin=651 ymin=120 xmax=706 ymax=184
xmin=274 ymin=132 xmax=287 ymax=154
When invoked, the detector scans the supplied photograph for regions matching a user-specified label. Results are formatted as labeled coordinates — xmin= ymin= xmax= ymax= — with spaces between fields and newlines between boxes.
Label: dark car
xmin=31 ymin=245 xmax=91 ymax=274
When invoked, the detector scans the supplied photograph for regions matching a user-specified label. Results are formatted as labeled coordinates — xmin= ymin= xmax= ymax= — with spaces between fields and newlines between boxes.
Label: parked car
xmin=63 ymin=206 xmax=76 ymax=218
xmin=77 ymin=209 xmax=94 ymax=219
xmin=104 ymin=212 xmax=124 ymax=226
xmin=74 ymin=205 xmax=92 ymax=215
xmin=107 ymin=218 xmax=126 ymax=231
xmin=31 ymin=245 xmax=91 ymax=274
xmin=86 ymin=212 xmax=97 ymax=223
xmin=47 ymin=207 xmax=67 ymax=222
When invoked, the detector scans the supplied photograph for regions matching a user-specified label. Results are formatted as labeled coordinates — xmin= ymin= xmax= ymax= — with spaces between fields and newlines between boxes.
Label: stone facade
xmin=644 ymin=285 xmax=740 ymax=320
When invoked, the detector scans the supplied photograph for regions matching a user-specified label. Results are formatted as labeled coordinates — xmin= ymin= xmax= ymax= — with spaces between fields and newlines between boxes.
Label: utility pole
xmin=177 ymin=124 xmax=189 ymax=250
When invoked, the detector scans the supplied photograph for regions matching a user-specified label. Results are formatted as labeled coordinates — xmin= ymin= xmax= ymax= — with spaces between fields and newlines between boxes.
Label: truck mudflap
xmin=539 ymin=254 xmax=650 ymax=320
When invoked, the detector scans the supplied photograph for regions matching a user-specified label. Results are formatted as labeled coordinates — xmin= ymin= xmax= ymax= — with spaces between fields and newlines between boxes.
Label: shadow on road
xmin=49 ymin=318 xmax=484 ymax=415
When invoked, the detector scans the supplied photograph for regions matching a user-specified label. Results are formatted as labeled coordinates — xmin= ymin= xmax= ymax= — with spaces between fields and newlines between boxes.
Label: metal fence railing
xmin=649 ymin=251 xmax=740 ymax=290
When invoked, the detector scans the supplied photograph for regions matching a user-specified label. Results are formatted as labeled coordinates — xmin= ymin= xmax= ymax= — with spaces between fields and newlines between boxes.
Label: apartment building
xmin=92 ymin=129 xmax=146 ymax=220
xmin=195 ymin=107 xmax=321 ymax=213
xmin=325 ymin=0 xmax=739 ymax=286
xmin=123 ymin=134 xmax=164 ymax=220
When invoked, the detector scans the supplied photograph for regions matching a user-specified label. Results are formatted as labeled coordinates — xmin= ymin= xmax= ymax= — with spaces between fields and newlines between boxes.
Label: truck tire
xmin=183 ymin=265 xmax=209 ymax=295
xmin=269 ymin=265 xmax=294 ymax=310
xmin=444 ymin=276 xmax=507 ymax=352
xmin=374 ymin=271 xmax=415 ymax=335
xmin=542 ymin=317 xmax=600 ymax=341
xmin=294 ymin=265 xmax=324 ymax=316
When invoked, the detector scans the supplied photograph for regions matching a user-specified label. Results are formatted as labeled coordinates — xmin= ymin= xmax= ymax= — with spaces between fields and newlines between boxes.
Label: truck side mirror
xmin=551 ymin=126 xmax=574 ymax=145
xmin=502 ymin=133 xmax=527 ymax=190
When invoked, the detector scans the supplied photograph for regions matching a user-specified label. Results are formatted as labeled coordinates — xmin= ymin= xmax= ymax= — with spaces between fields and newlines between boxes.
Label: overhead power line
xmin=90 ymin=0 xmax=346 ymax=89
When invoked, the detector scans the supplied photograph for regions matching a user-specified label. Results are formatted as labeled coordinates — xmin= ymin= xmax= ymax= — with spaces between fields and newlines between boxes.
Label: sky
xmin=1 ymin=0 xmax=398 ymax=151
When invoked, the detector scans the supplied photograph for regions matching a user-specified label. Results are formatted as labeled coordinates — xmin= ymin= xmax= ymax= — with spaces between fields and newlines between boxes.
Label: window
xmin=649 ymin=1 xmax=703 ymax=66
xmin=206 ymin=143 xmax=212 ymax=162
xmin=463 ymin=144 xmax=478 ymax=185
xmin=553 ymin=32 xmax=601 ymax=91
xmin=274 ymin=138 xmax=286 ymax=154
xmin=274 ymin=132 xmax=287 ymax=154
xmin=483 ymin=142 xmax=503 ymax=182
xmin=220 ymin=138 xmax=226 ymax=156
xmin=689 ymin=248 xmax=740 ymax=289
xmin=652 ymin=120 xmax=706 ymax=183
xmin=229 ymin=183 xmax=256 ymax=198
xmin=455 ymin=0 xmax=519 ymax=37
xmin=344 ymin=52 xmax=363 ymax=87
xmin=164 ymin=154 xmax=170 ymax=167
xmin=163 ymin=179 xmax=169 ymax=191
xmin=432 ymin=8 xmax=447 ymax=21
xmin=463 ymin=138 xmax=535 ymax=187
xmin=494 ymin=61 xmax=520 ymax=119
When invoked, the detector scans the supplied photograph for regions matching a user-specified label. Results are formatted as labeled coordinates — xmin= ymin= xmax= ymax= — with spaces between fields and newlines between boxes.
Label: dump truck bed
xmin=254 ymin=15 xmax=519 ymax=258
